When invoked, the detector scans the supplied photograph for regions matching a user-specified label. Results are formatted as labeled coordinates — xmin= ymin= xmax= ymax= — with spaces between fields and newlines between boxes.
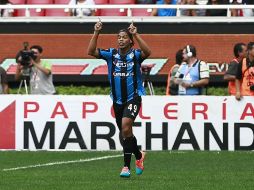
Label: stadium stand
xmin=99 ymin=0 xmax=135 ymax=16
xmin=16 ymin=0 xmax=54 ymax=16
xmin=94 ymin=0 xmax=109 ymax=16
xmin=94 ymin=0 xmax=108 ymax=4
xmin=131 ymin=8 xmax=152 ymax=16
xmin=9 ymin=0 xmax=25 ymax=3
xmin=109 ymin=0 xmax=135 ymax=3
xmin=54 ymin=0 xmax=71 ymax=3
xmin=0 ymin=3 xmax=253 ymax=18
xmin=45 ymin=0 xmax=70 ymax=16
xmin=99 ymin=8 xmax=128 ymax=16
xmin=10 ymin=0 xmax=25 ymax=16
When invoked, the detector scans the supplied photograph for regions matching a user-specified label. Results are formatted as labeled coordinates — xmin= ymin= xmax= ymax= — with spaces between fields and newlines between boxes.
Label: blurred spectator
xmin=181 ymin=0 xmax=205 ymax=16
xmin=230 ymin=0 xmax=243 ymax=16
xmin=136 ymin=0 xmax=156 ymax=4
xmin=166 ymin=49 xmax=183 ymax=95
xmin=224 ymin=43 xmax=246 ymax=95
xmin=242 ymin=0 xmax=254 ymax=17
xmin=151 ymin=0 xmax=178 ymax=16
xmin=69 ymin=0 xmax=95 ymax=17
xmin=196 ymin=0 xmax=208 ymax=4
xmin=174 ymin=45 xmax=209 ymax=95
xmin=206 ymin=0 xmax=228 ymax=16
xmin=235 ymin=42 xmax=254 ymax=100
xmin=0 ymin=0 xmax=13 ymax=17
xmin=0 ymin=65 xmax=9 ymax=94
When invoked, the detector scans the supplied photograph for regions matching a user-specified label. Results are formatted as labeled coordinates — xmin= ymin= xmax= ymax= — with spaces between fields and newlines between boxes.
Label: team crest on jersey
xmin=129 ymin=52 xmax=134 ymax=59
xmin=114 ymin=54 xmax=120 ymax=59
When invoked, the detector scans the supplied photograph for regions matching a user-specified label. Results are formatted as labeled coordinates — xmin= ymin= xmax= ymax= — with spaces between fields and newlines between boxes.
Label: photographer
xmin=235 ymin=42 xmax=254 ymax=100
xmin=174 ymin=45 xmax=209 ymax=95
xmin=15 ymin=45 xmax=56 ymax=95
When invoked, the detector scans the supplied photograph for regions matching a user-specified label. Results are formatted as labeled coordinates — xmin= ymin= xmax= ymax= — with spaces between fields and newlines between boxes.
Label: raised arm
xmin=128 ymin=22 xmax=151 ymax=59
xmin=87 ymin=20 xmax=103 ymax=58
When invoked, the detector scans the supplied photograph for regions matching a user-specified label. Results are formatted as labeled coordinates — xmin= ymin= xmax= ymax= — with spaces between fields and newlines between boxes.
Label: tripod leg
xmin=147 ymin=82 xmax=152 ymax=95
xmin=18 ymin=80 xmax=23 ymax=94
xmin=150 ymin=82 xmax=155 ymax=95
xmin=24 ymin=80 xmax=28 ymax=94
xmin=147 ymin=82 xmax=155 ymax=95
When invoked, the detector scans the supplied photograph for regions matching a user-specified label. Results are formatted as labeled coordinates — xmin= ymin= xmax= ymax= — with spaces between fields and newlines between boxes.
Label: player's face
xmin=117 ymin=32 xmax=131 ymax=49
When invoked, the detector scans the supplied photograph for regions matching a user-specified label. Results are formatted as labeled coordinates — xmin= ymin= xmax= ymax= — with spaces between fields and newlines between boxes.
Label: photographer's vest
xmin=241 ymin=58 xmax=254 ymax=96
xmin=178 ymin=60 xmax=202 ymax=95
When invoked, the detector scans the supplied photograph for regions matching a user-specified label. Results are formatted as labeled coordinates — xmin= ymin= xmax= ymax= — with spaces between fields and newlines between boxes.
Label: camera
xmin=141 ymin=64 xmax=154 ymax=75
xmin=20 ymin=50 xmax=37 ymax=66
xmin=19 ymin=42 xmax=37 ymax=67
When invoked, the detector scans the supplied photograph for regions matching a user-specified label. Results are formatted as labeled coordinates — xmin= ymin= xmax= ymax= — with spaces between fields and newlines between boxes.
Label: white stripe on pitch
xmin=3 ymin=154 xmax=122 ymax=172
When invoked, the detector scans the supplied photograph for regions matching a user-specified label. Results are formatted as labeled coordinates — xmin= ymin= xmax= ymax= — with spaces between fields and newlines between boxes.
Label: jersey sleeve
xmin=98 ymin=48 xmax=113 ymax=61
xmin=134 ymin=49 xmax=145 ymax=64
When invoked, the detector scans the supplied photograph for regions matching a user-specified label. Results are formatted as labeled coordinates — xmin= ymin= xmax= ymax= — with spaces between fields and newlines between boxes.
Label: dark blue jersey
xmin=98 ymin=48 xmax=146 ymax=104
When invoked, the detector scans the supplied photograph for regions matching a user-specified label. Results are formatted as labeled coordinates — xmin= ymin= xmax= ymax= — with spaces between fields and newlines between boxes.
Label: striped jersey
xmin=98 ymin=48 xmax=146 ymax=104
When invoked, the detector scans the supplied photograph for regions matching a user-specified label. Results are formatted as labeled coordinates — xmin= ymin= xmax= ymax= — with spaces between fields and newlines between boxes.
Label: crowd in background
xmin=0 ymin=0 xmax=253 ymax=17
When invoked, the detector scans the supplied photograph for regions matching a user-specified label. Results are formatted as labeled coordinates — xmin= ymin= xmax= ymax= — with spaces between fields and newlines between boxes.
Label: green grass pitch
xmin=0 ymin=151 xmax=254 ymax=190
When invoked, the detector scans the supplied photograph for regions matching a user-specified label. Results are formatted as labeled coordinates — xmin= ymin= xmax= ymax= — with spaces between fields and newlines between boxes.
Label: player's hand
xmin=235 ymin=91 xmax=242 ymax=101
xmin=94 ymin=18 xmax=102 ymax=32
xmin=128 ymin=21 xmax=137 ymax=35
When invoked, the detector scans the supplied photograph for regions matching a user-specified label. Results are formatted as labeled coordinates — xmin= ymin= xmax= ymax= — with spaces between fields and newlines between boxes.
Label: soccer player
xmin=87 ymin=20 xmax=151 ymax=178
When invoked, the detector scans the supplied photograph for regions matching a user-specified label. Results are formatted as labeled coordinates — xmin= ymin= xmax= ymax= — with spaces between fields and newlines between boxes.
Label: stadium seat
xmin=54 ymin=0 xmax=71 ymax=3
xmin=100 ymin=8 xmax=127 ymax=16
xmin=94 ymin=0 xmax=109 ymax=16
xmin=9 ymin=0 xmax=26 ymax=4
xmin=16 ymin=0 xmax=54 ymax=16
xmin=99 ymin=0 xmax=134 ymax=16
xmin=10 ymin=0 xmax=26 ymax=16
xmin=94 ymin=0 xmax=108 ymax=4
xmin=27 ymin=0 xmax=53 ymax=4
xmin=131 ymin=8 xmax=152 ymax=16
xmin=45 ymin=9 xmax=69 ymax=16
xmin=16 ymin=9 xmax=45 ymax=16
xmin=45 ymin=0 xmax=70 ymax=16
xmin=109 ymin=0 xmax=135 ymax=4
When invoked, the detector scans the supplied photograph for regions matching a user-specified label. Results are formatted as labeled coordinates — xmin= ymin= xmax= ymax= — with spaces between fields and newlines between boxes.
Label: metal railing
xmin=0 ymin=4 xmax=253 ymax=22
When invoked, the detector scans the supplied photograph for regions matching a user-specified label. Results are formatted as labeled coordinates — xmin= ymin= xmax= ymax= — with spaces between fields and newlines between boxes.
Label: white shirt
xmin=0 ymin=3 xmax=13 ymax=17
xmin=69 ymin=0 xmax=95 ymax=16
